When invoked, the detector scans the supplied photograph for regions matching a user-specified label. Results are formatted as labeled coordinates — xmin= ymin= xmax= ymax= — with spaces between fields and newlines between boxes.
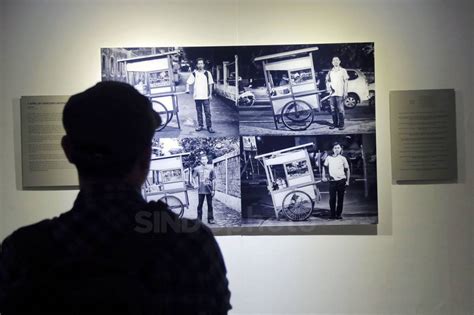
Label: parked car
xmin=243 ymin=78 xmax=270 ymax=105
xmin=240 ymin=69 xmax=375 ymax=109
xmin=318 ymin=69 xmax=372 ymax=109
xmin=368 ymin=82 xmax=375 ymax=108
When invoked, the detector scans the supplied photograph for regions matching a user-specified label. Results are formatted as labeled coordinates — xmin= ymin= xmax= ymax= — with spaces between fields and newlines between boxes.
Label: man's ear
xmin=61 ymin=135 xmax=74 ymax=163
xmin=139 ymin=145 xmax=152 ymax=170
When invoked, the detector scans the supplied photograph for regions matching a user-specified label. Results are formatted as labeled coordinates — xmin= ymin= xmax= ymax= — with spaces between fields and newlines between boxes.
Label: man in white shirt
xmin=326 ymin=56 xmax=349 ymax=130
xmin=186 ymin=58 xmax=215 ymax=133
xmin=322 ymin=142 xmax=350 ymax=220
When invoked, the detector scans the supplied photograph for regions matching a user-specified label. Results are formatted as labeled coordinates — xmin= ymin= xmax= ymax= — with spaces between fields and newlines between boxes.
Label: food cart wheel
xmin=281 ymin=100 xmax=314 ymax=131
xmin=152 ymin=100 xmax=172 ymax=131
xmin=281 ymin=190 xmax=313 ymax=221
xmin=159 ymin=195 xmax=185 ymax=218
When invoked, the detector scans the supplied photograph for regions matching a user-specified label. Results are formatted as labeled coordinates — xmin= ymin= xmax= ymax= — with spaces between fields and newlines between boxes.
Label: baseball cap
xmin=63 ymin=81 xmax=161 ymax=176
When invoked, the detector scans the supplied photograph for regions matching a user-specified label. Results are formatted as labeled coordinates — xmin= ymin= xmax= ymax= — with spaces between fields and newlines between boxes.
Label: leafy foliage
xmin=157 ymin=137 xmax=239 ymax=169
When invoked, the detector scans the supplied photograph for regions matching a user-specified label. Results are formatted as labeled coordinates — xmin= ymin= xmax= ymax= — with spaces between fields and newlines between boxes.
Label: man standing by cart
xmin=326 ymin=56 xmax=349 ymax=130
xmin=186 ymin=58 xmax=215 ymax=133
xmin=192 ymin=153 xmax=216 ymax=224
xmin=322 ymin=142 xmax=350 ymax=220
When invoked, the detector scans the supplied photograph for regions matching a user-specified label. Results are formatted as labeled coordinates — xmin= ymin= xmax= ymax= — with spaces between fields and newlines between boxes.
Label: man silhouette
xmin=0 ymin=81 xmax=231 ymax=314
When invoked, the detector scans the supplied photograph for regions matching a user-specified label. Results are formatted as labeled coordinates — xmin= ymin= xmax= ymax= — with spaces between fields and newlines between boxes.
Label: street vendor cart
xmin=143 ymin=153 xmax=190 ymax=218
xmin=255 ymin=143 xmax=321 ymax=221
xmin=254 ymin=47 xmax=324 ymax=131
xmin=118 ymin=50 xmax=183 ymax=131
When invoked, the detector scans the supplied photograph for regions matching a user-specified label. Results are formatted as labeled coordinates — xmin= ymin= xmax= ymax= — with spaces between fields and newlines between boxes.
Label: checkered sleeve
xmin=200 ymin=226 xmax=232 ymax=314
xmin=0 ymin=236 xmax=21 ymax=310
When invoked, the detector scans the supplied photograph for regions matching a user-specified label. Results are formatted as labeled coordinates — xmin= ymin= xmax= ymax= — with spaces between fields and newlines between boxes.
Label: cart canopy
xmin=255 ymin=143 xmax=314 ymax=166
xmin=118 ymin=50 xmax=180 ymax=72
xmin=254 ymin=47 xmax=319 ymax=62
xmin=263 ymin=149 xmax=308 ymax=166
xmin=264 ymin=56 xmax=314 ymax=71
xmin=150 ymin=153 xmax=190 ymax=171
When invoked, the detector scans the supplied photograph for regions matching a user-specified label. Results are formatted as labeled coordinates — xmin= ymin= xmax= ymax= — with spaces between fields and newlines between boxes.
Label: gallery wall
xmin=0 ymin=0 xmax=473 ymax=314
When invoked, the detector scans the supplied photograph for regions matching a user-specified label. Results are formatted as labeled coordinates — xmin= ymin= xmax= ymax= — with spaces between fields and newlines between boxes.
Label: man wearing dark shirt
xmin=192 ymin=154 xmax=216 ymax=224
xmin=0 ymin=81 xmax=231 ymax=314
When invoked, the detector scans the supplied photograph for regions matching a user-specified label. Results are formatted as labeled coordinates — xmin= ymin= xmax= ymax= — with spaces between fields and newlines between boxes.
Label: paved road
xmin=155 ymin=72 xmax=239 ymax=138
xmin=239 ymin=102 xmax=375 ymax=135
xmin=181 ymin=189 xmax=241 ymax=228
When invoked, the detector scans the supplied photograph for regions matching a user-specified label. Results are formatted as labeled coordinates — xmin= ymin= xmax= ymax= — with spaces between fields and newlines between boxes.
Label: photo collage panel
xmin=101 ymin=43 xmax=377 ymax=231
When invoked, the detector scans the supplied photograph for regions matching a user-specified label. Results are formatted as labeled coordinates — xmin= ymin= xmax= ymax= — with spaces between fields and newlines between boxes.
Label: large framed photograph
xmin=101 ymin=43 xmax=378 ymax=232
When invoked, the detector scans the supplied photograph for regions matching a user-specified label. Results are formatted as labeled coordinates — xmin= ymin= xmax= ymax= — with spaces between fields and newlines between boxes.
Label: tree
xmin=177 ymin=137 xmax=239 ymax=169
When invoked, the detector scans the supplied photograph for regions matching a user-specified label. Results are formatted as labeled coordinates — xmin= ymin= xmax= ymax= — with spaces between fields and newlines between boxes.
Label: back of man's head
xmin=62 ymin=81 xmax=161 ymax=178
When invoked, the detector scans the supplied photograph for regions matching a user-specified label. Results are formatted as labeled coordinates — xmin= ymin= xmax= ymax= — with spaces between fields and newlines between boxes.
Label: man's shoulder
xmin=193 ymin=70 xmax=210 ymax=75
xmin=137 ymin=214 xmax=219 ymax=264
xmin=178 ymin=217 xmax=214 ymax=239
xmin=140 ymin=201 xmax=213 ymax=238
xmin=4 ymin=218 xmax=51 ymax=240
xmin=333 ymin=155 xmax=348 ymax=164
xmin=168 ymin=216 xmax=214 ymax=240
xmin=1 ymin=218 xmax=54 ymax=256
xmin=165 ymin=217 xmax=220 ymax=262
xmin=331 ymin=67 xmax=348 ymax=74
xmin=327 ymin=155 xmax=345 ymax=162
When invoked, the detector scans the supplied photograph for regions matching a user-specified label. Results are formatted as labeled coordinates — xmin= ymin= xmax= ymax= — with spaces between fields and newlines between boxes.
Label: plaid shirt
xmin=0 ymin=183 xmax=231 ymax=314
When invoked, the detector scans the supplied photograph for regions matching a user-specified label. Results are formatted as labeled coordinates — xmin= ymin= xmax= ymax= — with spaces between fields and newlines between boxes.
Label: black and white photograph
xmin=241 ymin=135 xmax=378 ymax=227
xmin=142 ymin=136 xmax=241 ymax=228
xmin=237 ymin=43 xmax=375 ymax=135
xmin=101 ymin=47 xmax=240 ymax=138
xmin=101 ymin=44 xmax=378 ymax=230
